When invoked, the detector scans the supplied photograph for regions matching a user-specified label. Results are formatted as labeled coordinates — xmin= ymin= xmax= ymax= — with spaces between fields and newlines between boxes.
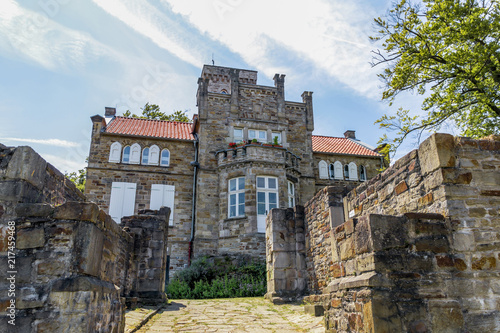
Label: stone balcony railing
xmin=215 ymin=144 xmax=301 ymax=171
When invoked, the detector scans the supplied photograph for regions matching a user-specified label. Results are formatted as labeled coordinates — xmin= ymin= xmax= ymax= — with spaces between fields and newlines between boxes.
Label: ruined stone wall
xmin=298 ymin=134 xmax=500 ymax=332
xmin=85 ymin=128 xmax=194 ymax=276
xmin=265 ymin=207 xmax=307 ymax=303
xmin=0 ymin=145 xmax=170 ymax=332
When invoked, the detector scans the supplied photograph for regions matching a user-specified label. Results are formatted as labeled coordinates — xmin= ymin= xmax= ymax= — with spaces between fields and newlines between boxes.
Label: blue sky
xmin=0 ymin=0 xmax=453 ymax=173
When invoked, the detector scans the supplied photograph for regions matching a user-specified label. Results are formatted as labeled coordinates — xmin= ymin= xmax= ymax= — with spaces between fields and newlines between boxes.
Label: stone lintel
xmin=325 ymin=272 xmax=392 ymax=293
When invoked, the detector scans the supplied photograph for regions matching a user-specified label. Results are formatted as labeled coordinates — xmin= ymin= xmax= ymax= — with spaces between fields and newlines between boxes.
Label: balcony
xmin=215 ymin=144 xmax=301 ymax=172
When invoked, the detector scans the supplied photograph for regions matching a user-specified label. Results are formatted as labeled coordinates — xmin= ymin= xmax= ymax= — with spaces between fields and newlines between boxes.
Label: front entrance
xmin=256 ymin=176 xmax=278 ymax=233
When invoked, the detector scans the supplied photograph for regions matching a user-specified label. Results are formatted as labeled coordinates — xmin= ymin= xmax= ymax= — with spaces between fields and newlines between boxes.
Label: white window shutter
xmin=129 ymin=143 xmax=141 ymax=164
xmin=319 ymin=160 xmax=328 ymax=179
xmin=149 ymin=145 xmax=160 ymax=165
xmin=109 ymin=182 xmax=136 ymax=223
xmin=109 ymin=142 xmax=122 ymax=163
xmin=334 ymin=161 xmax=343 ymax=179
xmin=349 ymin=162 xmax=358 ymax=180
xmin=164 ymin=185 xmax=175 ymax=226
xmin=150 ymin=184 xmax=175 ymax=226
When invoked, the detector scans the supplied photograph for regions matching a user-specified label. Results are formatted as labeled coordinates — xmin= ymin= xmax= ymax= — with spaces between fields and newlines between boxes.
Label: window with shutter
xmin=109 ymin=182 xmax=137 ymax=223
xmin=150 ymin=184 xmax=175 ymax=226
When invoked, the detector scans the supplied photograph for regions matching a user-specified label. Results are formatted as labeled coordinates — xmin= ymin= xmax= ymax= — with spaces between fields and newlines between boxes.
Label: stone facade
xmin=265 ymin=134 xmax=500 ymax=332
xmin=85 ymin=65 xmax=382 ymax=276
xmin=0 ymin=145 xmax=170 ymax=332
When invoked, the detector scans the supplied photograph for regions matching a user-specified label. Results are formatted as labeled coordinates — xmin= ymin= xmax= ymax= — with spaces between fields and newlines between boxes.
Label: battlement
xmin=201 ymin=65 xmax=258 ymax=94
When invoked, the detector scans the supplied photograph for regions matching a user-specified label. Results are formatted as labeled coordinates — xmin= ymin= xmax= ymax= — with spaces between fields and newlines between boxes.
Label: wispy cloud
xmin=0 ymin=0 xmax=128 ymax=72
xmin=91 ymin=0 xmax=204 ymax=68
xmin=164 ymin=0 xmax=380 ymax=98
xmin=0 ymin=137 xmax=80 ymax=148
xmin=40 ymin=153 xmax=87 ymax=173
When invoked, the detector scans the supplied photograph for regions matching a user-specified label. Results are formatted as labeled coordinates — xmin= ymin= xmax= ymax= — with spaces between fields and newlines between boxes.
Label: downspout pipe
xmin=188 ymin=133 xmax=199 ymax=266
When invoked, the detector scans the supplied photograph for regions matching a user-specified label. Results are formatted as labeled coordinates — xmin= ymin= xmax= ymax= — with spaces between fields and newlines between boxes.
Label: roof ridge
xmin=115 ymin=116 xmax=192 ymax=125
xmin=312 ymin=135 xmax=345 ymax=139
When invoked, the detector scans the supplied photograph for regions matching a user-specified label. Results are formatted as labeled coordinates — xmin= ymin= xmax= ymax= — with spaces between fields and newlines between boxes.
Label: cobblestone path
xmin=135 ymin=297 xmax=325 ymax=333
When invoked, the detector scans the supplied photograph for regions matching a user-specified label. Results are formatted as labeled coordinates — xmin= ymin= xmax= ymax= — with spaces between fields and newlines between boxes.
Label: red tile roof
xmin=312 ymin=135 xmax=381 ymax=157
xmin=105 ymin=117 xmax=195 ymax=140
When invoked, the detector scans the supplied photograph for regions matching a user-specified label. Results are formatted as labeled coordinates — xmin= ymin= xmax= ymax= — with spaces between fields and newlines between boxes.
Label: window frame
xmin=272 ymin=132 xmax=282 ymax=144
xmin=248 ymin=129 xmax=267 ymax=142
xmin=142 ymin=147 xmax=150 ymax=165
xmin=233 ymin=128 xmax=243 ymax=142
xmin=160 ymin=149 xmax=170 ymax=167
xmin=360 ymin=165 xmax=367 ymax=181
xmin=109 ymin=142 xmax=122 ymax=163
xmin=287 ymin=181 xmax=295 ymax=207
xmin=228 ymin=177 xmax=245 ymax=218
xmin=122 ymin=146 xmax=131 ymax=164
xmin=319 ymin=160 xmax=328 ymax=179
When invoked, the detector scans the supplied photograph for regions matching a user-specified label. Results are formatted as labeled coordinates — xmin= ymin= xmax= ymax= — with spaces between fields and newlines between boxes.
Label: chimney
xmin=105 ymin=107 xmax=116 ymax=117
xmin=344 ymin=130 xmax=356 ymax=139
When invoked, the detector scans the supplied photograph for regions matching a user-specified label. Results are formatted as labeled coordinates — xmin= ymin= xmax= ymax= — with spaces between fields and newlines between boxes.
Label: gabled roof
xmin=312 ymin=135 xmax=381 ymax=157
xmin=104 ymin=117 xmax=195 ymax=141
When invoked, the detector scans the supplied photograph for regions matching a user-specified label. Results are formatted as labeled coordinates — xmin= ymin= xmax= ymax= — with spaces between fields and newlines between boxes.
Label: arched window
xmin=221 ymin=89 xmax=228 ymax=94
xmin=122 ymin=146 xmax=131 ymax=163
xmin=319 ymin=160 xmax=328 ymax=179
xmin=142 ymin=147 xmax=149 ymax=165
xmin=329 ymin=164 xmax=334 ymax=179
xmin=344 ymin=164 xmax=349 ymax=180
xmin=149 ymin=145 xmax=160 ymax=165
xmin=160 ymin=149 xmax=170 ymax=166
xmin=334 ymin=161 xmax=343 ymax=180
xmin=129 ymin=143 xmax=141 ymax=164
xmin=360 ymin=165 xmax=366 ymax=181
xmin=109 ymin=142 xmax=121 ymax=163
xmin=349 ymin=162 xmax=358 ymax=181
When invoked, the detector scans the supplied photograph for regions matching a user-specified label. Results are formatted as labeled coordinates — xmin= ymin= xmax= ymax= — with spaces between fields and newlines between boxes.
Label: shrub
xmin=166 ymin=256 xmax=266 ymax=299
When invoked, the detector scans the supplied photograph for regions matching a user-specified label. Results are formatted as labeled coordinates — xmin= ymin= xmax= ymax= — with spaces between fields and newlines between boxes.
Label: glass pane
xmin=259 ymin=131 xmax=267 ymax=139
xmin=249 ymin=130 xmax=256 ymax=139
xmin=234 ymin=129 xmax=243 ymax=138
xmin=229 ymin=179 xmax=236 ymax=192
xmin=257 ymin=191 xmax=265 ymax=203
xmin=238 ymin=203 xmax=245 ymax=216
xmin=238 ymin=192 xmax=245 ymax=204
xmin=238 ymin=177 xmax=245 ymax=190
xmin=257 ymin=177 xmax=265 ymax=188
xmin=268 ymin=178 xmax=277 ymax=189
xmin=230 ymin=194 xmax=236 ymax=205
xmin=123 ymin=147 xmax=130 ymax=162
xmin=258 ymin=203 xmax=266 ymax=215
xmin=229 ymin=205 xmax=236 ymax=217
xmin=142 ymin=148 xmax=149 ymax=164
xmin=272 ymin=132 xmax=281 ymax=143
xmin=161 ymin=150 xmax=169 ymax=165
xmin=269 ymin=192 xmax=277 ymax=205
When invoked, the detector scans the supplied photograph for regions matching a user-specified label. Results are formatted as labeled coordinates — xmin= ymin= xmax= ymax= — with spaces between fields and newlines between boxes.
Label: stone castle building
xmin=85 ymin=65 xmax=383 ymax=276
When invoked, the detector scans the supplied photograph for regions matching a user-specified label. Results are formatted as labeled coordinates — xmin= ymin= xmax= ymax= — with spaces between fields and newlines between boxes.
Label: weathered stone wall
xmin=85 ymin=120 xmax=194 ymax=277
xmin=297 ymin=134 xmax=500 ymax=332
xmin=0 ymin=145 xmax=170 ymax=332
xmin=265 ymin=207 xmax=307 ymax=303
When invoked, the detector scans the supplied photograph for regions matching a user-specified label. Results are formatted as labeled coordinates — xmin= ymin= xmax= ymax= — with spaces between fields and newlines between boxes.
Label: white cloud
xmin=0 ymin=0 xmax=128 ymax=71
xmin=164 ymin=0 xmax=380 ymax=98
xmin=91 ymin=0 xmax=204 ymax=68
xmin=0 ymin=137 xmax=80 ymax=148
xmin=40 ymin=153 xmax=86 ymax=174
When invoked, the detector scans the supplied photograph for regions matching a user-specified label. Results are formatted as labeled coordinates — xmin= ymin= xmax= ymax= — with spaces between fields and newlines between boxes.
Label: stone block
xmin=74 ymin=222 xmax=104 ymax=277
xmin=304 ymin=304 xmax=324 ymax=316
xmin=415 ymin=236 xmax=449 ymax=253
xmin=418 ymin=133 xmax=456 ymax=175
xmin=429 ymin=300 xmax=464 ymax=332
xmin=329 ymin=206 xmax=345 ymax=229
xmin=369 ymin=215 xmax=408 ymax=251
xmin=15 ymin=203 xmax=54 ymax=217
xmin=17 ymin=228 xmax=45 ymax=249
xmin=354 ymin=216 xmax=372 ymax=255
xmin=394 ymin=180 xmax=408 ymax=195
xmin=273 ymin=252 xmax=292 ymax=269
xmin=339 ymin=238 xmax=355 ymax=261
xmin=53 ymin=202 xmax=100 ymax=222
xmin=4 ymin=146 xmax=47 ymax=189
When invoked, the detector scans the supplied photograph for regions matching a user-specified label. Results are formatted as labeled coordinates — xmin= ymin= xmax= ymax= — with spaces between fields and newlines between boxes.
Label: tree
xmin=371 ymin=0 xmax=500 ymax=153
xmin=66 ymin=168 xmax=86 ymax=193
xmin=123 ymin=103 xmax=191 ymax=122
